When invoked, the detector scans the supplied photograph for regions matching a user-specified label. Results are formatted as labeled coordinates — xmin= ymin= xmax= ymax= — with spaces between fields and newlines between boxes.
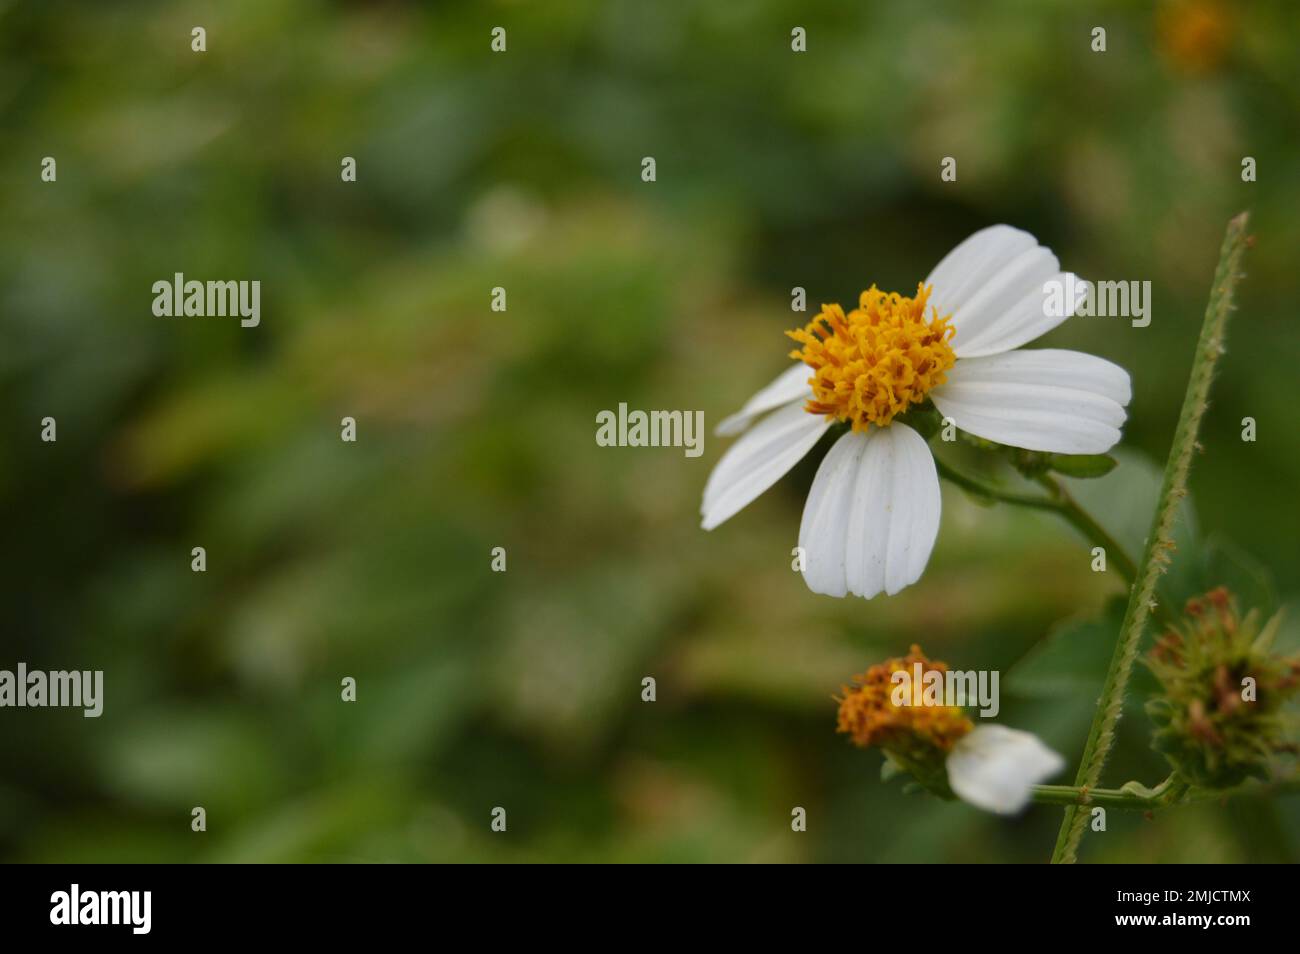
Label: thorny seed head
xmin=1145 ymin=588 xmax=1300 ymax=789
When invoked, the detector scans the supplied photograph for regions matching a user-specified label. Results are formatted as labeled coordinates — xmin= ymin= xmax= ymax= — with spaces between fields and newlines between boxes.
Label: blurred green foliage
xmin=1 ymin=0 xmax=1298 ymax=862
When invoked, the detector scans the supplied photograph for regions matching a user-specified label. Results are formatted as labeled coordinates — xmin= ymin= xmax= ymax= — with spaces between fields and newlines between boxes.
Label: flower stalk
xmin=934 ymin=459 xmax=1138 ymax=586
xmin=1050 ymin=211 xmax=1252 ymax=864
xmin=1033 ymin=775 xmax=1300 ymax=811
xmin=1032 ymin=775 xmax=1186 ymax=810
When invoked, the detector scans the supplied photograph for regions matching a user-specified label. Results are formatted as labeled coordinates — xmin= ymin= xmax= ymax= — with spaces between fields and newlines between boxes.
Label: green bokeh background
xmin=1 ymin=0 xmax=1297 ymax=862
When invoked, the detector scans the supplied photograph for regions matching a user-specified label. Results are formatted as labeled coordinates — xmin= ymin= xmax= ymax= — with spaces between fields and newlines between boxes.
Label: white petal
xmin=946 ymin=725 xmax=1065 ymax=815
xmin=701 ymin=401 xmax=829 ymax=531
xmin=798 ymin=423 xmax=940 ymax=599
xmin=715 ymin=364 xmax=813 ymax=437
xmin=925 ymin=225 xmax=1037 ymax=315
xmin=930 ymin=348 xmax=1131 ymax=454
xmin=949 ymin=265 xmax=1084 ymax=359
xmin=925 ymin=225 xmax=1080 ymax=358
xmin=795 ymin=430 xmax=860 ymax=598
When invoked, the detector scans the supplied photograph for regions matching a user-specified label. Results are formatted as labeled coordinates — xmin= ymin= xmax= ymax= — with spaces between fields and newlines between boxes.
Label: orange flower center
xmin=787 ymin=284 xmax=956 ymax=431
xmin=836 ymin=645 xmax=973 ymax=753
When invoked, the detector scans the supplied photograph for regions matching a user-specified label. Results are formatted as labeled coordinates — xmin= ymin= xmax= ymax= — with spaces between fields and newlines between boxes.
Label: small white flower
xmin=945 ymin=724 xmax=1066 ymax=815
xmin=702 ymin=224 xmax=1131 ymax=599
xmin=838 ymin=648 xmax=1065 ymax=814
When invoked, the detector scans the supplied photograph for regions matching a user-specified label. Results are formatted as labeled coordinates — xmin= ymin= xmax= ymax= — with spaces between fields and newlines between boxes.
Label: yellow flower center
xmin=836 ymin=645 xmax=973 ymax=754
xmin=787 ymin=283 xmax=956 ymax=431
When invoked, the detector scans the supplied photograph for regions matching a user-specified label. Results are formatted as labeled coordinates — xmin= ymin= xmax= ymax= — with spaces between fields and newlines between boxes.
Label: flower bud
xmin=836 ymin=645 xmax=973 ymax=797
xmin=1145 ymin=587 xmax=1300 ymax=789
xmin=836 ymin=645 xmax=1063 ymax=813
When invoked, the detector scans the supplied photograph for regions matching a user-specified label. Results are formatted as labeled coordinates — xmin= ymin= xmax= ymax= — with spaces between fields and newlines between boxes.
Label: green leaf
xmin=1004 ymin=598 xmax=1155 ymax=701
xmin=1046 ymin=453 xmax=1117 ymax=479
xmin=1005 ymin=603 xmax=1124 ymax=699
xmin=1005 ymin=448 xmax=1052 ymax=477
xmin=1199 ymin=535 xmax=1277 ymax=619
xmin=1061 ymin=448 xmax=1201 ymax=605
xmin=1270 ymin=601 xmax=1300 ymax=655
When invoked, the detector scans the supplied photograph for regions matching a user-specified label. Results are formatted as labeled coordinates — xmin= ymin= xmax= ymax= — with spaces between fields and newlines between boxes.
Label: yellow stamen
xmin=787 ymin=284 xmax=956 ymax=431
xmin=836 ymin=645 xmax=973 ymax=753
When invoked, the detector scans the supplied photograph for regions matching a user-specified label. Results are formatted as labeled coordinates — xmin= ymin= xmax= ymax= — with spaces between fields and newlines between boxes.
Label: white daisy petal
xmin=795 ymin=429 xmax=860 ymax=597
xmin=926 ymin=226 xmax=1079 ymax=358
xmin=946 ymin=725 xmax=1065 ymax=815
xmin=951 ymin=270 xmax=1088 ymax=358
xmin=701 ymin=401 xmax=829 ymax=531
xmin=924 ymin=224 xmax=1036 ymax=319
xmin=930 ymin=348 xmax=1131 ymax=455
xmin=799 ymin=423 xmax=940 ymax=600
xmin=944 ymin=246 xmax=1057 ymax=352
xmin=715 ymin=364 xmax=813 ymax=437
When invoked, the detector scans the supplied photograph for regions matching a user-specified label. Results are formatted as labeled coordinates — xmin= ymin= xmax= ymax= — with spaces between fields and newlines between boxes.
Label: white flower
xmin=702 ymin=224 xmax=1131 ymax=599
xmin=838 ymin=647 xmax=1064 ymax=814
xmin=945 ymin=724 xmax=1065 ymax=815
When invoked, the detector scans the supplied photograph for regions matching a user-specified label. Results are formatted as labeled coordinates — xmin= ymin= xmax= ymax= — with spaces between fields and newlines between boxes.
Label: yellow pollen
xmin=835 ymin=645 xmax=973 ymax=753
xmin=787 ymin=283 xmax=956 ymax=431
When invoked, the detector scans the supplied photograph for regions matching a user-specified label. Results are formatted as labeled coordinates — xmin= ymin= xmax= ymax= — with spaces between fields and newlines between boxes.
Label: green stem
xmin=934 ymin=459 xmax=1137 ymax=586
xmin=1032 ymin=775 xmax=1184 ymax=810
xmin=1033 ymin=775 xmax=1300 ymax=810
xmin=1050 ymin=212 xmax=1251 ymax=864
xmin=1034 ymin=473 xmax=1139 ymax=584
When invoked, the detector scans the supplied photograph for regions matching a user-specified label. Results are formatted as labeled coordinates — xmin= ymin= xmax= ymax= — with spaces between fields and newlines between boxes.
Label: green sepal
xmin=893 ymin=402 xmax=941 ymax=440
xmin=1045 ymin=453 xmax=1118 ymax=479
xmin=880 ymin=754 xmax=904 ymax=783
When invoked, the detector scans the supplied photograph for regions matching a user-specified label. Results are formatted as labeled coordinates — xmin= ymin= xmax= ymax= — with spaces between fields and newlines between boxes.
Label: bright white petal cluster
xmin=945 ymin=725 xmax=1065 ymax=815
xmin=702 ymin=225 xmax=1132 ymax=599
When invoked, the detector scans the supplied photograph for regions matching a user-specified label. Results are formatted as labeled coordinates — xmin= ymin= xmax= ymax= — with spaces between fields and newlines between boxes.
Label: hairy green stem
xmin=1032 ymin=776 xmax=1184 ymax=810
xmin=1033 ymin=775 xmax=1300 ymax=811
xmin=1050 ymin=212 xmax=1251 ymax=864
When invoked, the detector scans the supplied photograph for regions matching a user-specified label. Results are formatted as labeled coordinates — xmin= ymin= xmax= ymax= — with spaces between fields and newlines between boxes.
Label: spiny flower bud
xmin=1145 ymin=587 xmax=1300 ymax=790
